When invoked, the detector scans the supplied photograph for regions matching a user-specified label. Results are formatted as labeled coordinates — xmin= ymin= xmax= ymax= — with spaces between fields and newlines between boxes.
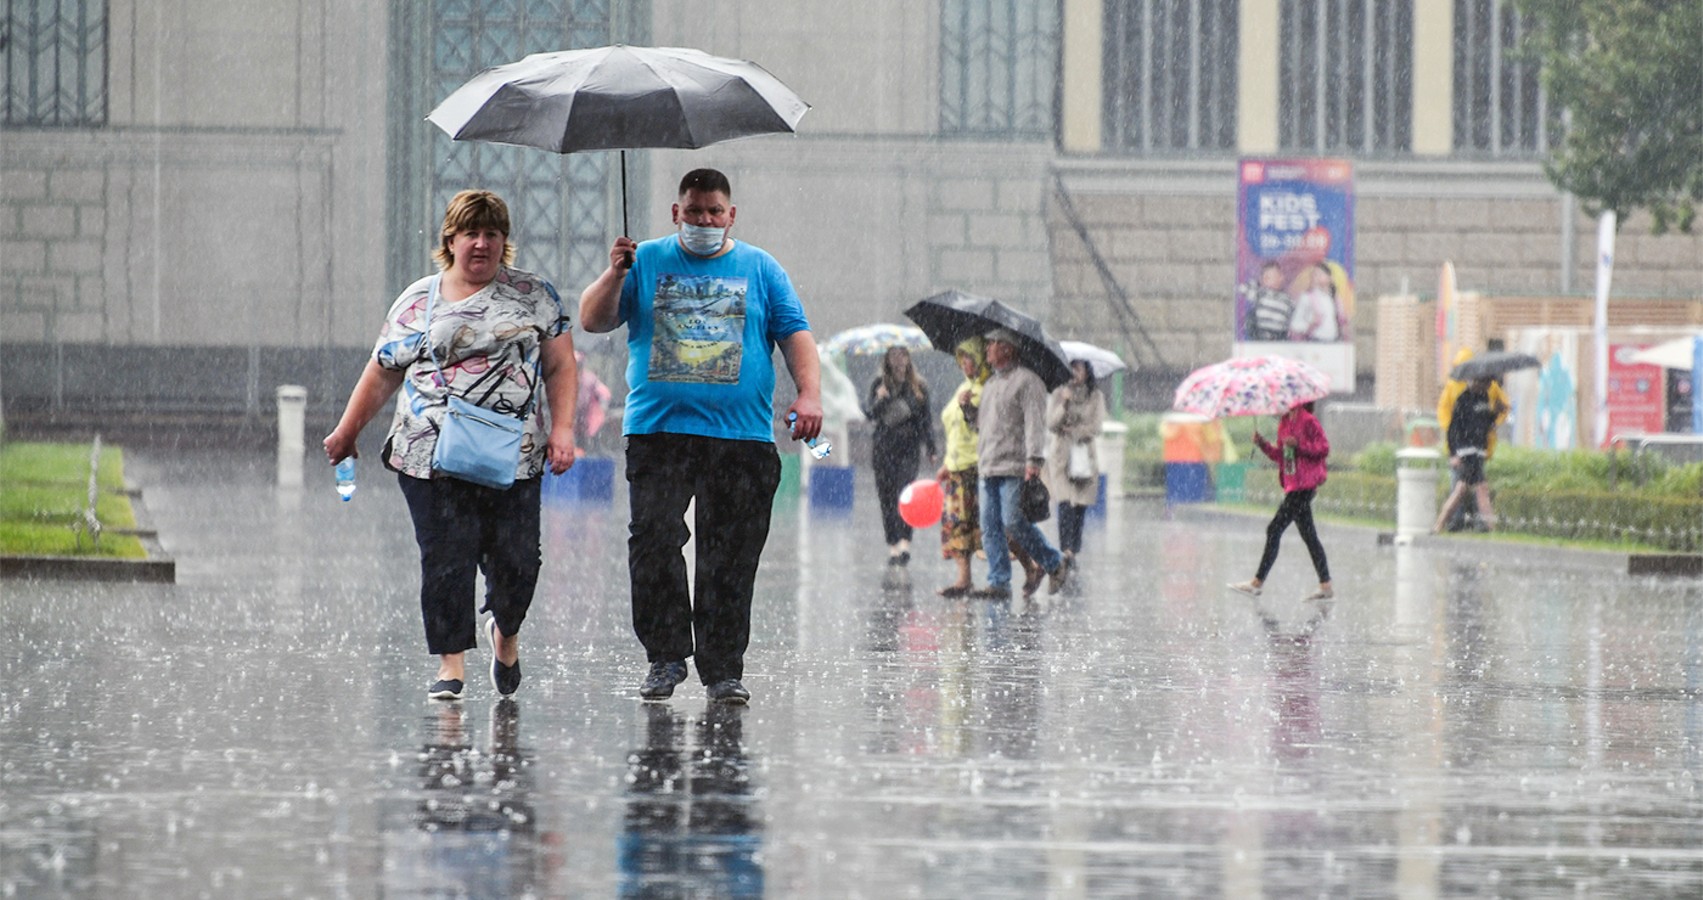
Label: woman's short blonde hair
xmin=432 ymin=189 xmax=517 ymax=270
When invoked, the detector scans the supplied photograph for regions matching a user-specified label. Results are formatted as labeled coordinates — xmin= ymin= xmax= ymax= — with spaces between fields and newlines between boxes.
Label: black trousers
xmin=1255 ymin=488 xmax=1331 ymax=583
xmin=1056 ymin=502 xmax=1087 ymax=554
xmin=872 ymin=440 xmax=922 ymax=546
xmin=626 ymin=433 xmax=781 ymax=685
xmin=398 ymin=474 xmax=542 ymax=656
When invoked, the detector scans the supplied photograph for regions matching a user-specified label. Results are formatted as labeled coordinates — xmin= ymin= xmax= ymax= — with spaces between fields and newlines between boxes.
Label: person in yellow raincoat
xmin=1436 ymin=348 xmax=1510 ymax=531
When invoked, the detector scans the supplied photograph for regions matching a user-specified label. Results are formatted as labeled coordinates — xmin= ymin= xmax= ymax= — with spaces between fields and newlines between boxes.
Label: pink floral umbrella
xmin=1172 ymin=356 xmax=1332 ymax=418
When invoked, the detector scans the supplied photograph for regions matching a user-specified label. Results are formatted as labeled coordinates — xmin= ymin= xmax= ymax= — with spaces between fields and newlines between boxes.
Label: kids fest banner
xmin=1234 ymin=158 xmax=1355 ymax=391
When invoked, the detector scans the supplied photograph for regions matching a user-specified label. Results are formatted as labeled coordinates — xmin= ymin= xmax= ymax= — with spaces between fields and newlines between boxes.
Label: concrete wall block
xmin=55 ymin=310 xmax=106 ymax=341
xmin=23 ymin=204 xmax=77 ymax=239
xmin=1104 ymin=228 xmax=1174 ymax=263
xmin=1436 ymin=198 xmax=1493 ymax=230
xmin=1625 ymin=232 xmax=1703 ymax=270
xmin=1168 ymin=228 xmax=1230 ymax=264
xmin=1461 ymin=232 xmax=1524 ymax=269
xmin=1143 ymin=194 xmax=1235 ymax=229
xmin=48 ymin=239 xmax=103 ymax=274
xmin=996 ymin=179 xmax=1044 ymax=214
xmin=48 ymin=168 xmax=106 ymax=203
xmin=995 ymin=249 xmax=1052 ymax=285
xmin=1488 ymin=197 xmax=1559 ymax=232
xmin=933 ymin=179 xmax=999 ymax=213
xmin=1663 ymin=269 xmax=1703 ymax=297
xmin=928 ymin=212 xmax=970 ymax=247
xmin=1363 ymin=197 xmax=1436 ymax=231
xmin=1520 ymin=234 xmax=1561 ymax=268
xmin=77 ymin=204 xmax=106 ymax=237
xmin=937 ymin=247 xmax=996 ymax=284
xmin=1067 ymin=192 xmax=1134 ymax=228
xmin=0 ymin=207 xmax=18 ymax=239
xmin=1162 ymin=294 xmax=1231 ymax=332
xmin=1 ymin=169 xmax=49 ymax=201
xmin=967 ymin=212 xmax=1034 ymax=249
xmin=1 ymin=239 xmax=47 ymax=274
xmin=1611 ymin=268 xmax=1667 ymax=297
xmin=0 ymin=307 xmax=48 ymax=340
xmin=1140 ymin=263 xmax=1206 ymax=297
xmin=1357 ymin=231 xmax=1405 ymax=265
xmin=1404 ymin=232 xmax=1466 ymax=267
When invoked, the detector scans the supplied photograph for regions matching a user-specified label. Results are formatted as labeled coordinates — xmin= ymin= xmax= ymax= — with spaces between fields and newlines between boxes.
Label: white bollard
xmin=276 ymin=384 xmax=308 ymax=488
xmin=1096 ymin=420 xmax=1129 ymax=502
xmin=1394 ymin=447 xmax=1441 ymax=542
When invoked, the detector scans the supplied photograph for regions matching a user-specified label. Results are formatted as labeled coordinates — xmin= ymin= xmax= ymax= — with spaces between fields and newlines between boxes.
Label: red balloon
xmin=898 ymin=478 xmax=944 ymax=528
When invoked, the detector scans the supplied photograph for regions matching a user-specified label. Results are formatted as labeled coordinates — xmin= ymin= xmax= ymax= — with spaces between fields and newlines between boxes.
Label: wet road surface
xmin=4 ymin=450 xmax=1702 ymax=897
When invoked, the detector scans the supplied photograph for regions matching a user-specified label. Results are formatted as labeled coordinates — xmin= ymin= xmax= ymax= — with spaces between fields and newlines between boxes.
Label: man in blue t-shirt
xmin=580 ymin=168 xmax=823 ymax=706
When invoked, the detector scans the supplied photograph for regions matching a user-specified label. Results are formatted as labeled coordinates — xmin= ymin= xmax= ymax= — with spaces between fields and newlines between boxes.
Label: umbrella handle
xmin=618 ymin=150 xmax=633 ymax=270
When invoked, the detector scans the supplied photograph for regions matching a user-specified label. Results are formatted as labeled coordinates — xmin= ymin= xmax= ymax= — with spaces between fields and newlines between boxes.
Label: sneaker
xmin=1227 ymin=580 xmax=1262 ymax=598
xmin=639 ymin=660 xmax=689 ymax=701
xmin=1046 ymin=564 xmax=1068 ymax=595
xmin=707 ymin=678 xmax=751 ymax=705
xmin=1305 ymin=585 xmax=1334 ymax=601
xmin=427 ymin=678 xmax=464 ymax=701
xmin=489 ymin=618 xmax=521 ymax=697
xmin=970 ymin=584 xmax=1011 ymax=599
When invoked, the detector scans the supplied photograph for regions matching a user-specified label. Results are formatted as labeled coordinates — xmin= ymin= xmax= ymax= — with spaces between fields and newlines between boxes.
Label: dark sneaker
xmin=639 ymin=660 xmax=689 ymax=700
xmin=428 ymin=679 xmax=464 ymax=701
xmin=1046 ymin=564 xmax=1069 ymax=595
xmin=971 ymin=584 xmax=1011 ymax=599
xmin=706 ymin=678 xmax=751 ymax=705
xmin=489 ymin=618 xmax=521 ymax=697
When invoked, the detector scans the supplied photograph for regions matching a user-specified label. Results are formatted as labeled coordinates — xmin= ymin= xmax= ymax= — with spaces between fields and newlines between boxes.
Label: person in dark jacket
xmin=863 ymin=346 xmax=938 ymax=563
xmin=1433 ymin=376 xmax=1505 ymax=533
xmin=1228 ymin=400 xmax=1332 ymax=601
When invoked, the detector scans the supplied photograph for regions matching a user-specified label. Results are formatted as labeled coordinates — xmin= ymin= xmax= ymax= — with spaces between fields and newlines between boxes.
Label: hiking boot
xmin=707 ymin=678 xmax=751 ymax=705
xmin=639 ymin=660 xmax=689 ymax=701
xmin=1227 ymin=580 xmax=1262 ymax=598
xmin=427 ymin=679 xmax=464 ymax=701
xmin=488 ymin=618 xmax=521 ymax=697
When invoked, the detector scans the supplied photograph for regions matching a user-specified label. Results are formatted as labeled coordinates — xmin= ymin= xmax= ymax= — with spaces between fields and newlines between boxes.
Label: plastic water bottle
xmin=335 ymin=457 xmax=357 ymax=501
xmin=787 ymin=412 xmax=832 ymax=460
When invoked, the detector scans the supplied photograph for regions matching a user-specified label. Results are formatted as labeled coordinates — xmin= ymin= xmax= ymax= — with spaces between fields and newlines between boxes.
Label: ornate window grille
xmin=1103 ymin=0 xmax=1238 ymax=154
xmin=1 ymin=0 xmax=108 ymax=127
xmin=1278 ymin=0 xmax=1412 ymax=154
xmin=940 ymin=0 xmax=1058 ymax=138
xmin=1452 ymin=0 xmax=1549 ymax=157
xmin=399 ymin=0 xmax=631 ymax=293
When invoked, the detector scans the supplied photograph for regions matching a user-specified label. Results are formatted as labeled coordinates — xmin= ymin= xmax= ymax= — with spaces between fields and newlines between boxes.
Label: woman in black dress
xmin=863 ymin=347 xmax=938 ymax=563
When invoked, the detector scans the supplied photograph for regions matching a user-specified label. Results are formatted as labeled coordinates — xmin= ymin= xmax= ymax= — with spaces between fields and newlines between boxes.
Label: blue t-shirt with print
xmin=617 ymin=236 xmax=811 ymax=442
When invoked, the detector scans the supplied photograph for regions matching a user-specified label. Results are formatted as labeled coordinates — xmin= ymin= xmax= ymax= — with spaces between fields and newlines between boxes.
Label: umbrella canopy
xmin=1627 ymin=335 xmax=1703 ymax=370
xmin=1449 ymin=351 xmax=1541 ymax=381
xmin=426 ymin=44 xmax=810 ymax=232
xmin=903 ymin=289 xmax=1072 ymax=390
xmin=821 ymin=323 xmax=932 ymax=358
xmin=1172 ymin=355 xmax=1331 ymax=418
xmin=1060 ymin=340 xmax=1130 ymax=381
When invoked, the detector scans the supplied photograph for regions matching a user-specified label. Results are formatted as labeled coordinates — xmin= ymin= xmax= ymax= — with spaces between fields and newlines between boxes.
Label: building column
xmin=1060 ymin=0 xmax=1102 ymax=154
xmin=1237 ymin=0 xmax=1279 ymax=154
xmin=1411 ymin=0 xmax=1453 ymax=156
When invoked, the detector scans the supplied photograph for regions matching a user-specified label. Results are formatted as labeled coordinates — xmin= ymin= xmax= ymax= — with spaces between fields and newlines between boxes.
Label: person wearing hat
xmin=974 ymin=327 xmax=1068 ymax=598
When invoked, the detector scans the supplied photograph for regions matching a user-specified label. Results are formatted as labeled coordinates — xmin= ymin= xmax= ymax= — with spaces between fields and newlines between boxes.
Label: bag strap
xmin=424 ymin=274 xmax=542 ymax=418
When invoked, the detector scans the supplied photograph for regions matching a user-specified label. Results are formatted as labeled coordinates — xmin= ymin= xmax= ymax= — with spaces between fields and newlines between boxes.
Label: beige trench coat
xmin=1042 ymin=383 xmax=1106 ymax=507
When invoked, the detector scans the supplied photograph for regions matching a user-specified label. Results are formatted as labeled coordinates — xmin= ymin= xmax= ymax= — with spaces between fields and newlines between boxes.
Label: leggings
xmin=1255 ymin=488 xmax=1331 ymax=583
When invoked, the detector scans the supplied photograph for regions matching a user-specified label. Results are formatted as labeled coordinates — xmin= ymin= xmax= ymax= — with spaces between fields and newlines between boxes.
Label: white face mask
xmin=678 ymin=223 xmax=727 ymax=256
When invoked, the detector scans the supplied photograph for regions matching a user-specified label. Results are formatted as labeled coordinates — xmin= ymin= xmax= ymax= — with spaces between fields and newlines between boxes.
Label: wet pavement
xmin=4 ymin=448 xmax=1703 ymax=898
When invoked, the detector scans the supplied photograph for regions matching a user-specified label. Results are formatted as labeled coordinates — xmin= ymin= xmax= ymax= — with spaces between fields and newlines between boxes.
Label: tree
xmin=1517 ymin=0 xmax=1703 ymax=232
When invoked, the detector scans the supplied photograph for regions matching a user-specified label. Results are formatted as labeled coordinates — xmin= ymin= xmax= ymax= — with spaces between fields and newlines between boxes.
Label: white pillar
xmin=276 ymin=385 xmax=308 ymax=488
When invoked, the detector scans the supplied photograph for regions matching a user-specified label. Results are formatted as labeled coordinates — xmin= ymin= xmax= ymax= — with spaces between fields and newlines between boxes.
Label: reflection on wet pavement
xmin=3 ymin=451 xmax=1701 ymax=896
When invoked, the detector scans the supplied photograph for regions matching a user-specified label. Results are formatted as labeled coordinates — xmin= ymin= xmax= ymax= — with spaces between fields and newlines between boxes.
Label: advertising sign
xmin=1234 ymin=158 xmax=1355 ymax=391
xmin=1605 ymin=343 xmax=1665 ymax=440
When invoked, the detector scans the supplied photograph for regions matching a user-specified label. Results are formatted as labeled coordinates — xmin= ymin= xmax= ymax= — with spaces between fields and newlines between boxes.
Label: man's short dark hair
xmin=679 ymin=168 xmax=732 ymax=198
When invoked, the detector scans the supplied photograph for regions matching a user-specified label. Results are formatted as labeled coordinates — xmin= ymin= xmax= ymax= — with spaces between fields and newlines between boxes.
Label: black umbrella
xmin=903 ymin=289 xmax=1072 ymax=390
xmin=1450 ymin=351 xmax=1541 ymax=381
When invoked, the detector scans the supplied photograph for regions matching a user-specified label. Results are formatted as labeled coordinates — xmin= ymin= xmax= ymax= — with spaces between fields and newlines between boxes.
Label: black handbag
xmin=1020 ymin=476 xmax=1051 ymax=523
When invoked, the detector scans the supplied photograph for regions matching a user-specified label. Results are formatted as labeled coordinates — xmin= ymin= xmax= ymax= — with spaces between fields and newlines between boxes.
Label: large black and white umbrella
xmin=427 ymin=44 xmax=810 ymax=233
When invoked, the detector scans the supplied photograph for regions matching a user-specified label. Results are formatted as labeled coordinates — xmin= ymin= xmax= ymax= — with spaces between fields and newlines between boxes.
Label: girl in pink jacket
xmin=1229 ymin=401 xmax=1333 ymax=600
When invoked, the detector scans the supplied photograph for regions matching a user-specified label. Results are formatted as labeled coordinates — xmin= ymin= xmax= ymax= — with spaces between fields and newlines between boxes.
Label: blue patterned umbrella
xmin=821 ymin=323 xmax=932 ymax=357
